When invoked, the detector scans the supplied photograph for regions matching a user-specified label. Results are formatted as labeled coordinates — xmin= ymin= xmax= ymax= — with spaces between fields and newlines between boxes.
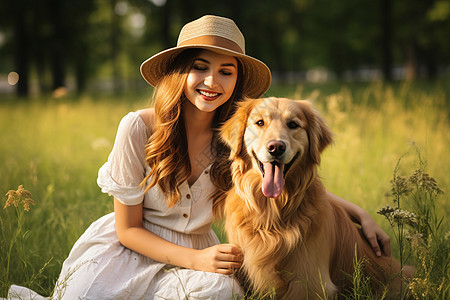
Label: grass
xmin=378 ymin=150 xmax=448 ymax=299
xmin=0 ymin=80 xmax=449 ymax=298
xmin=0 ymin=94 xmax=151 ymax=296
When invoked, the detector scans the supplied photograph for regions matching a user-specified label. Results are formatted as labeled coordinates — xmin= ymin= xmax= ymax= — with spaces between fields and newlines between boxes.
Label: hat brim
xmin=140 ymin=45 xmax=271 ymax=99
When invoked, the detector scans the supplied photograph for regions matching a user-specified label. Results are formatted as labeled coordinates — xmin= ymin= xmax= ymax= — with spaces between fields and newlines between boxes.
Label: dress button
xmin=183 ymin=213 xmax=188 ymax=218
xmin=204 ymin=170 xmax=209 ymax=174
xmin=186 ymin=194 xmax=191 ymax=199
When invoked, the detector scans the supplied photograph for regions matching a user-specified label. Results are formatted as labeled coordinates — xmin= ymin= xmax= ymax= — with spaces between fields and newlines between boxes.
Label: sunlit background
xmin=0 ymin=0 xmax=449 ymax=97
xmin=0 ymin=1 xmax=449 ymax=298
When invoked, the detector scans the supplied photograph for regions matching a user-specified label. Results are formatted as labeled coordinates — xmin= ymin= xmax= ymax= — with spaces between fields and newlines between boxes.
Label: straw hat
xmin=140 ymin=15 xmax=271 ymax=98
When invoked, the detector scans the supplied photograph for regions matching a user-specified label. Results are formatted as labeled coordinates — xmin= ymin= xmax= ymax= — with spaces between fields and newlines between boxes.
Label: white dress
xmin=8 ymin=112 xmax=243 ymax=300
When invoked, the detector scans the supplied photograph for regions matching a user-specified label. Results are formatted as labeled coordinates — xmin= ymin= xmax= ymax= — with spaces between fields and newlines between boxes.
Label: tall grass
xmin=378 ymin=148 xmax=449 ymax=299
xmin=312 ymin=81 xmax=450 ymax=233
xmin=0 ymin=80 xmax=449 ymax=298
xmin=0 ymin=95 xmax=150 ymax=296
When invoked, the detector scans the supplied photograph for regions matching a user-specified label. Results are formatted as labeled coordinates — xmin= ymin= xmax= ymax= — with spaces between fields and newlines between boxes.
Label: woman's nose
xmin=204 ymin=73 xmax=217 ymax=88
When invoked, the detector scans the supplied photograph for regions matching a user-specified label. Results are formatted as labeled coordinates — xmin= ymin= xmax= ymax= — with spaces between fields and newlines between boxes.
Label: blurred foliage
xmin=0 ymin=0 xmax=449 ymax=97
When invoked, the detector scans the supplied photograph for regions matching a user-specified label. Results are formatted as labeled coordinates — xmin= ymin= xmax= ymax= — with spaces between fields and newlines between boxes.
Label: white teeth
xmin=199 ymin=90 xmax=219 ymax=97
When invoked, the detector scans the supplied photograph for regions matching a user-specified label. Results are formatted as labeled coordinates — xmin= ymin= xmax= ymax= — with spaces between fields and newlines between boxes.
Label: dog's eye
xmin=287 ymin=121 xmax=300 ymax=129
xmin=256 ymin=120 xmax=265 ymax=126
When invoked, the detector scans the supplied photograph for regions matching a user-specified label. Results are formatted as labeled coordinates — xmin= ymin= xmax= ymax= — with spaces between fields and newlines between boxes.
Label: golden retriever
xmin=220 ymin=97 xmax=412 ymax=299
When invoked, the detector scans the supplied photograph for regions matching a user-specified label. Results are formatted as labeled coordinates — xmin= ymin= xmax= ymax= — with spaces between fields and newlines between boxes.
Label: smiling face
xmin=245 ymin=98 xmax=308 ymax=166
xmin=183 ymin=50 xmax=238 ymax=113
xmin=220 ymin=97 xmax=333 ymax=199
xmin=244 ymin=98 xmax=310 ymax=197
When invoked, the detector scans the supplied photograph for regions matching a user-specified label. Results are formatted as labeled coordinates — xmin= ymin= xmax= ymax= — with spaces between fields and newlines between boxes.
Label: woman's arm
xmin=326 ymin=191 xmax=391 ymax=257
xmin=114 ymin=198 xmax=242 ymax=275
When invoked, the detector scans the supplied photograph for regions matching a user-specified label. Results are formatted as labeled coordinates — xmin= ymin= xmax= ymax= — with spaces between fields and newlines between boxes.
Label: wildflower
xmin=3 ymin=185 xmax=34 ymax=211
xmin=406 ymin=231 xmax=423 ymax=244
xmin=389 ymin=209 xmax=417 ymax=226
xmin=22 ymin=197 xmax=34 ymax=212
xmin=386 ymin=175 xmax=412 ymax=203
xmin=4 ymin=189 xmax=19 ymax=208
xmin=408 ymin=169 xmax=444 ymax=196
xmin=377 ymin=206 xmax=417 ymax=226
xmin=377 ymin=205 xmax=395 ymax=217
xmin=409 ymin=277 xmax=432 ymax=298
xmin=17 ymin=184 xmax=32 ymax=198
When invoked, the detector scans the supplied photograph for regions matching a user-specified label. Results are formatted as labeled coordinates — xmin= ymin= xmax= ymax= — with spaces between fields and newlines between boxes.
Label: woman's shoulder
xmin=138 ymin=108 xmax=155 ymax=137
xmin=115 ymin=109 xmax=154 ymax=141
xmin=138 ymin=108 xmax=155 ymax=127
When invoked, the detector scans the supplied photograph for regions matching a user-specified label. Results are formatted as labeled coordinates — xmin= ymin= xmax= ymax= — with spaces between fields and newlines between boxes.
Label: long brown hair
xmin=142 ymin=49 xmax=244 ymax=216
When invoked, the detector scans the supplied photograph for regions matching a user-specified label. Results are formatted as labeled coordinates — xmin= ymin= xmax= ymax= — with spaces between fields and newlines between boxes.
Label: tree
xmin=381 ymin=0 xmax=393 ymax=80
xmin=7 ymin=0 xmax=32 ymax=97
xmin=48 ymin=0 xmax=66 ymax=90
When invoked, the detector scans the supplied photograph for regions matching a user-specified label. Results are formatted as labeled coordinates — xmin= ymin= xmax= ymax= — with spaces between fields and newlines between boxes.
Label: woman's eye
xmin=220 ymin=70 xmax=233 ymax=76
xmin=193 ymin=65 xmax=207 ymax=71
xmin=256 ymin=120 xmax=264 ymax=126
xmin=287 ymin=121 xmax=300 ymax=129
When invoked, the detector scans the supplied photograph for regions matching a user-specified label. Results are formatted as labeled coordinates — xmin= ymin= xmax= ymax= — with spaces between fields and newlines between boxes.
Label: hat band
xmin=178 ymin=35 xmax=244 ymax=54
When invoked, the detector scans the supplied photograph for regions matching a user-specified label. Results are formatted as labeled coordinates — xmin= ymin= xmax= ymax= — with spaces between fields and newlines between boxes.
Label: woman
xmin=8 ymin=15 xmax=389 ymax=299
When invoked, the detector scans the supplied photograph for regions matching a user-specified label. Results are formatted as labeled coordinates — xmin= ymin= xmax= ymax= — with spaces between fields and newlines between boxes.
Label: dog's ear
xmin=220 ymin=98 xmax=256 ymax=159
xmin=299 ymin=101 xmax=334 ymax=165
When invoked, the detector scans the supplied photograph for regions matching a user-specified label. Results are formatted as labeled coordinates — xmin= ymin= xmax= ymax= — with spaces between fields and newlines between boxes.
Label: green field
xmin=1 ymin=80 xmax=449 ymax=298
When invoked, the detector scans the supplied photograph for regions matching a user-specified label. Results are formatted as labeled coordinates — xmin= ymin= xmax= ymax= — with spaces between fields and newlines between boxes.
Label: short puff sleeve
xmin=97 ymin=112 xmax=149 ymax=205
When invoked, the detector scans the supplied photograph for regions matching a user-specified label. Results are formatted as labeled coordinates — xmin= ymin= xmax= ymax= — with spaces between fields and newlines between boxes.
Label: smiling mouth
xmin=198 ymin=89 xmax=221 ymax=99
xmin=252 ymin=150 xmax=299 ymax=198
xmin=252 ymin=151 xmax=299 ymax=177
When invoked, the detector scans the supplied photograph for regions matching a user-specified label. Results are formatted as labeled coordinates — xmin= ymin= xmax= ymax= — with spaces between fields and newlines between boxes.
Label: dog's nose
xmin=267 ymin=140 xmax=286 ymax=157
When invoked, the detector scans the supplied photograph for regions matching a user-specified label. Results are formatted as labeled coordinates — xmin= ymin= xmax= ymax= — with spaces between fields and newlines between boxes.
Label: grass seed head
xmin=377 ymin=205 xmax=396 ymax=217
xmin=408 ymin=169 xmax=444 ymax=195
xmin=390 ymin=209 xmax=417 ymax=226
xmin=3 ymin=185 xmax=34 ymax=211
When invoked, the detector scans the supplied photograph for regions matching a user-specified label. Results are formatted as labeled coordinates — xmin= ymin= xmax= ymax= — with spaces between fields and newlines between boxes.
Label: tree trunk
xmin=179 ymin=0 xmax=195 ymax=26
xmin=405 ymin=43 xmax=418 ymax=81
xmin=161 ymin=0 xmax=172 ymax=49
xmin=111 ymin=0 xmax=121 ymax=92
xmin=49 ymin=0 xmax=66 ymax=90
xmin=75 ymin=48 xmax=87 ymax=94
xmin=381 ymin=0 xmax=392 ymax=81
xmin=424 ymin=50 xmax=437 ymax=79
xmin=14 ymin=6 xmax=29 ymax=97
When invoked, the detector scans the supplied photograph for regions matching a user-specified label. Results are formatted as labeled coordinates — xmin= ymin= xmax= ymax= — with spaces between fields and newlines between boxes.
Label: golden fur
xmin=220 ymin=97 xmax=412 ymax=299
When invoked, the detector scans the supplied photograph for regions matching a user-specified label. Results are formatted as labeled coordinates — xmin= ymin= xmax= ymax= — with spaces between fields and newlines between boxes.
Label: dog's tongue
xmin=262 ymin=162 xmax=285 ymax=198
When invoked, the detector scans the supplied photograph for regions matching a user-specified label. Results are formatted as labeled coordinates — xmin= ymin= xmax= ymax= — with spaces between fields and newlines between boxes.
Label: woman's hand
xmin=114 ymin=199 xmax=243 ymax=273
xmin=326 ymin=191 xmax=391 ymax=257
xmin=360 ymin=212 xmax=391 ymax=257
xmin=192 ymin=244 xmax=243 ymax=275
